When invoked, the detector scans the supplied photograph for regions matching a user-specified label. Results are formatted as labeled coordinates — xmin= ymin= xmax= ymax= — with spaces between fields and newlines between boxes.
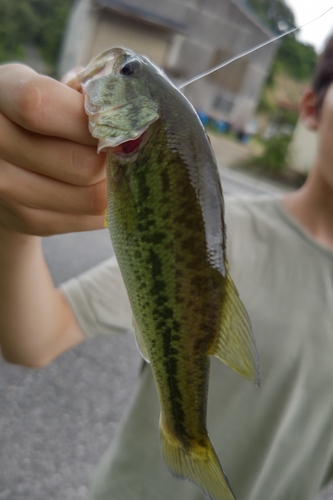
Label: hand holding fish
xmin=0 ymin=63 xmax=106 ymax=236
xmin=0 ymin=63 xmax=102 ymax=368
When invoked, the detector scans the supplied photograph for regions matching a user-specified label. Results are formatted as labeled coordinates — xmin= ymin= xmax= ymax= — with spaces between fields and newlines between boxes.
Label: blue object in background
xmin=236 ymin=131 xmax=250 ymax=144
xmin=197 ymin=112 xmax=230 ymax=135
xmin=197 ymin=111 xmax=209 ymax=126
xmin=216 ymin=120 xmax=229 ymax=133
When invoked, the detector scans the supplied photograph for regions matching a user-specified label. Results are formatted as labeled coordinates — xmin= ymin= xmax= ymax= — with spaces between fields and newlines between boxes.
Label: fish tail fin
xmin=212 ymin=270 xmax=260 ymax=385
xmin=160 ymin=418 xmax=236 ymax=500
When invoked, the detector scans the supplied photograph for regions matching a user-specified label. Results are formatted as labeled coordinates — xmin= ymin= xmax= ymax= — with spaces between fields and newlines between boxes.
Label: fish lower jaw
xmin=110 ymin=132 xmax=145 ymax=156
xmin=101 ymin=127 xmax=153 ymax=157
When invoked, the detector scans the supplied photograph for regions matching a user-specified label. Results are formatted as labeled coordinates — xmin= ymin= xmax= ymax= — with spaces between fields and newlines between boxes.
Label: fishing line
xmin=179 ymin=5 xmax=333 ymax=89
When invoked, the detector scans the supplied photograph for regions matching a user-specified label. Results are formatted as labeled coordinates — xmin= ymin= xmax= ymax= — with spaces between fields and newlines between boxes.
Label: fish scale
xmin=77 ymin=47 xmax=259 ymax=500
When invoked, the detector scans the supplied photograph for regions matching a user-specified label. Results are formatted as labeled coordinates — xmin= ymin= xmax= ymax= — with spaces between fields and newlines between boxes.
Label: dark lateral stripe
xmin=145 ymin=245 xmax=188 ymax=442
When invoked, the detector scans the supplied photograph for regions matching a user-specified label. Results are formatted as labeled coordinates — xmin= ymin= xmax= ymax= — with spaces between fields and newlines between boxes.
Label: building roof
xmin=93 ymin=0 xmax=274 ymax=38
xmin=93 ymin=0 xmax=186 ymax=31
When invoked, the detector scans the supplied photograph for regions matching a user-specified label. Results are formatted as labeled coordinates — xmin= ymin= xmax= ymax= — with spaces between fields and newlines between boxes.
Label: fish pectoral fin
xmin=132 ymin=316 xmax=150 ymax=363
xmin=212 ymin=272 xmax=260 ymax=385
xmin=160 ymin=416 xmax=236 ymax=500
xmin=103 ymin=209 xmax=108 ymax=228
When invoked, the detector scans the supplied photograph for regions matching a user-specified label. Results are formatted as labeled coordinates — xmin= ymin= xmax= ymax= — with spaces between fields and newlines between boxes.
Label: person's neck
xmin=283 ymin=165 xmax=333 ymax=251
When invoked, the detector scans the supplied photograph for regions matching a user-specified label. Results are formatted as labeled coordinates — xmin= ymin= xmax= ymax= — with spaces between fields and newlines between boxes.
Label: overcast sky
xmin=285 ymin=0 xmax=333 ymax=52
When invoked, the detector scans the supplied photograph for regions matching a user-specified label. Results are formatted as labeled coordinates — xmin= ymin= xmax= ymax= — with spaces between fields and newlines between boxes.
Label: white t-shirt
xmin=61 ymin=196 xmax=333 ymax=500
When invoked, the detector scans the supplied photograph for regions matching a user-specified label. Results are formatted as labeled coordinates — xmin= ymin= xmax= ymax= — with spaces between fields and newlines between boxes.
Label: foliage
xmin=250 ymin=135 xmax=291 ymax=171
xmin=275 ymin=35 xmax=317 ymax=81
xmin=237 ymin=0 xmax=316 ymax=176
xmin=243 ymin=0 xmax=317 ymax=82
xmin=245 ymin=0 xmax=296 ymax=34
xmin=0 ymin=0 xmax=73 ymax=66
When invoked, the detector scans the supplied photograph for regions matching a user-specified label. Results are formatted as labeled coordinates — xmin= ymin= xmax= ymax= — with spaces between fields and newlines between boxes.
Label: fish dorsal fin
xmin=132 ymin=316 xmax=150 ymax=363
xmin=211 ymin=270 xmax=260 ymax=385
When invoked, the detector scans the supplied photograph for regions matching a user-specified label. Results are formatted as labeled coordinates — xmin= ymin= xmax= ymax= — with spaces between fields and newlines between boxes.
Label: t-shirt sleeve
xmin=60 ymin=256 xmax=133 ymax=338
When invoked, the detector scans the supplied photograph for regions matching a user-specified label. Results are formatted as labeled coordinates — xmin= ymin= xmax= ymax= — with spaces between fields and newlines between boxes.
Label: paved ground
xmin=0 ymin=165 xmax=330 ymax=500
xmin=209 ymin=133 xmax=255 ymax=169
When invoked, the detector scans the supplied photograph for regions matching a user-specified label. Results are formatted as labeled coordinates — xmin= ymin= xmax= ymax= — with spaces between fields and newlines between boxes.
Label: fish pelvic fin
xmin=212 ymin=271 xmax=260 ymax=385
xmin=160 ymin=417 xmax=236 ymax=500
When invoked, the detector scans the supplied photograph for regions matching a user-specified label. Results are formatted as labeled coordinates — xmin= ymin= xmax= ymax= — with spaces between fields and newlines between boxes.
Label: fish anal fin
xmin=132 ymin=316 xmax=150 ymax=363
xmin=160 ymin=416 xmax=236 ymax=500
xmin=212 ymin=272 xmax=260 ymax=385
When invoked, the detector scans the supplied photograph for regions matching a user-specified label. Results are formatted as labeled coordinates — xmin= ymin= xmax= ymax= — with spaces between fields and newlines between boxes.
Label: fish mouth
xmin=107 ymin=132 xmax=145 ymax=156
xmin=99 ymin=128 xmax=152 ymax=157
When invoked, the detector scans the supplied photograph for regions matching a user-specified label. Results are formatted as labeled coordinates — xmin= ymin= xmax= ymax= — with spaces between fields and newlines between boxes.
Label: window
xmin=212 ymin=94 xmax=234 ymax=114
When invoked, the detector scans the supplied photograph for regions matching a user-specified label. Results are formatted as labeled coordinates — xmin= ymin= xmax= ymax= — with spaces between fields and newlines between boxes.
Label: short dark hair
xmin=312 ymin=35 xmax=333 ymax=112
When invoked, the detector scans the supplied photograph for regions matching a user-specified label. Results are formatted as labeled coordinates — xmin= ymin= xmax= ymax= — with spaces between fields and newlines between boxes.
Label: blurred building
xmin=58 ymin=0 xmax=278 ymax=133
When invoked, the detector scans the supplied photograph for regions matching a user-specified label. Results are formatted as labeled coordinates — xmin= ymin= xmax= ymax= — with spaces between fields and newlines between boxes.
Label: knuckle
xmin=0 ymin=202 xmax=51 ymax=237
xmin=0 ymin=163 xmax=14 ymax=201
xmin=88 ymin=181 xmax=107 ymax=215
xmin=25 ymin=217 xmax=51 ymax=237
xmin=68 ymin=145 xmax=88 ymax=185
xmin=13 ymin=206 xmax=48 ymax=236
xmin=17 ymin=208 xmax=40 ymax=235
xmin=15 ymin=77 xmax=46 ymax=130
xmin=68 ymin=144 xmax=105 ymax=186
xmin=0 ymin=175 xmax=7 ymax=198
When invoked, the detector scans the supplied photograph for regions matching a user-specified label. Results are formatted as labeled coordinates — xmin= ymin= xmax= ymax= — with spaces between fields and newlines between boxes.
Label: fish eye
xmin=120 ymin=60 xmax=141 ymax=76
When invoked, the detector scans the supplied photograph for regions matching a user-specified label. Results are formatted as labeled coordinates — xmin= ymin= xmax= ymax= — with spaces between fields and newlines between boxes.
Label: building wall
xmin=58 ymin=0 xmax=277 ymax=131
xmin=58 ymin=2 xmax=171 ymax=76
xmin=90 ymin=11 xmax=171 ymax=66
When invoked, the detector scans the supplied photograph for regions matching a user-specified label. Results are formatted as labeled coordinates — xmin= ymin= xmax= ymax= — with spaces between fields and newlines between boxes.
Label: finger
xmin=0 ymin=64 xmax=96 ymax=145
xmin=0 ymin=204 xmax=105 ymax=237
xmin=0 ymin=160 xmax=107 ymax=216
xmin=61 ymin=67 xmax=85 ymax=91
xmin=0 ymin=112 xmax=106 ymax=186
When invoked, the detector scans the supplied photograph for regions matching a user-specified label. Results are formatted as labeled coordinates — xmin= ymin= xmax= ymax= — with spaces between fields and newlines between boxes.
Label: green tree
xmin=0 ymin=0 xmax=73 ymax=66
xmin=0 ymin=0 xmax=38 ymax=61
xmin=30 ymin=0 xmax=74 ymax=64
xmin=245 ymin=0 xmax=296 ymax=34
xmin=243 ymin=0 xmax=317 ymax=82
xmin=275 ymin=35 xmax=317 ymax=80
xmin=253 ymin=135 xmax=291 ymax=171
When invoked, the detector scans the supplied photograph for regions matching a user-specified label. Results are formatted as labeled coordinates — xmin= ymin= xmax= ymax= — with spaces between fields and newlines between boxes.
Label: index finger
xmin=0 ymin=63 xmax=97 ymax=146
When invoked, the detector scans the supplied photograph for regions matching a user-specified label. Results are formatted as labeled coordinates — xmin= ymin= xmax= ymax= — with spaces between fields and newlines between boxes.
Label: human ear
xmin=299 ymin=90 xmax=319 ymax=131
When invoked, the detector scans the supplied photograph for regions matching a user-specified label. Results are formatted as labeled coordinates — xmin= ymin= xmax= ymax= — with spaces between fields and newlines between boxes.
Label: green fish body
xmin=77 ymin=48 xmax=259 ymax=500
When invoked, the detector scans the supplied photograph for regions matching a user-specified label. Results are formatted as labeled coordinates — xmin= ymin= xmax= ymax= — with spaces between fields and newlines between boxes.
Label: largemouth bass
xmin=75 ymin=47 xmax=259 ymax=500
